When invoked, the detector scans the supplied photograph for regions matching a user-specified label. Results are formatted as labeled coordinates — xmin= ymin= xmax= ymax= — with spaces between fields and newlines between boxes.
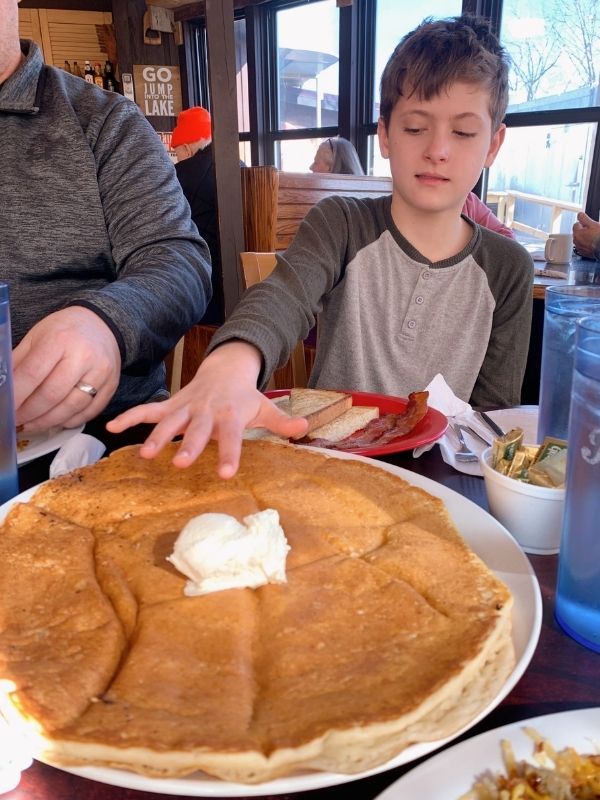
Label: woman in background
xmin=310 ymin=136 xmax=365 ymax=175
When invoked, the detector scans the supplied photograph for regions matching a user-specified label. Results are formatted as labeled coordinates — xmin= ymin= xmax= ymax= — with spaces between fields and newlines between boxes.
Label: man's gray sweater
xmin=0 ymin=41 xmax=211 ymax=413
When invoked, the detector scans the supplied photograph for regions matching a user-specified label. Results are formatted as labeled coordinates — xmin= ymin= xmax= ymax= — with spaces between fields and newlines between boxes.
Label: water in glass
xmin=555 ymin=316 xmax=600 ymax=653
xmin=537 ymin=286 xmax=600 ymax=442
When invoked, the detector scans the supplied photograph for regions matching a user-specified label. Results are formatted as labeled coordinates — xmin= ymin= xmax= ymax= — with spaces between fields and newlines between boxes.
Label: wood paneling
xmin=111 ymin=0 xmax=183 ymax=133
xmin=18 ymin=8 xmax=112 ymax=69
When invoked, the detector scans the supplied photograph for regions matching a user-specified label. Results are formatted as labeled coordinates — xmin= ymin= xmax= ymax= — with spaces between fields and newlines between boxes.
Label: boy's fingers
xmin=170 ymin=414 xmax=215 ymax=468
xmin=265 ymin=412 xmax=309 ymax=439
xmin=214 ymin=417 xmax=246 ymax=479
xmin=107 ymin=403 xmax=165 ymax=432
xmin=137 ymin=407 xmax=192 ymax=458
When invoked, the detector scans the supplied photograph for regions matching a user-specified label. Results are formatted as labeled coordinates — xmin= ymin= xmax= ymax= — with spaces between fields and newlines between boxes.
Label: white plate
xmin=17 ymin=426 xmax=84 ymax=466
xmin=0 ymin=451 xmax=542 ymax=797
xmin=375 ymin=707 xmax=600 ymax=799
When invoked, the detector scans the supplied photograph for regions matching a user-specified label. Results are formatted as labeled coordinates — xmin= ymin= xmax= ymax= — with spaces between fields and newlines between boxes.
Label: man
xmin=172 ymin=106 xmax=223 ymax=324
xmin=1 ymin=0 xmax=211 ymax=436
xmin=573 ymin=212 xmax=600 ymax=260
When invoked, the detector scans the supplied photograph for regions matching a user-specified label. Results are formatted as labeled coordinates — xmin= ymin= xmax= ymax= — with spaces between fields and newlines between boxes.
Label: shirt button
xmin=422 ymin=271 xmax=431 ymax=280
xmin=407 ymin=320 xmax=416 ymax=329
xmin=415 ymin=295 xmax=424 ymax=304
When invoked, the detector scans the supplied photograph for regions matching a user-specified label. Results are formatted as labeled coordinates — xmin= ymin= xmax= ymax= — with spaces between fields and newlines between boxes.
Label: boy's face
xmin=377 ymin=82 xmax=505 ymax=217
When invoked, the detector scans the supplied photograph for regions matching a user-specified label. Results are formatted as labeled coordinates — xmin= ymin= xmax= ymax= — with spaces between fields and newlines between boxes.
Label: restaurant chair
xmin=240 ymin=251 xmax=308 ymax=390
xmin=164 ymin=337 xmax=184 ymax=395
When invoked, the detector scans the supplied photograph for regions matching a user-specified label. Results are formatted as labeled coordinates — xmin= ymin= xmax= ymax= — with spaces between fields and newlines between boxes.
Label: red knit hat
xmin=171 ymin=106 xmax=212 ymax=147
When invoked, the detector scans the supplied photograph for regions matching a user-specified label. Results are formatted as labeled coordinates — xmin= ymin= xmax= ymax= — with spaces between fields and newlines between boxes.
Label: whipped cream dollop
xmin=168 ymin=510 xmax=290 ymax=596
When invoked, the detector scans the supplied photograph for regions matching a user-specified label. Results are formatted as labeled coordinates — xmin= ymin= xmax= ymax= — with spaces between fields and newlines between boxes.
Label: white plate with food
xmin=17 ymin=425 xmax=84 ymax=466
xmin=375 ymin=707 xmax=600 ymax=799
xmin=0 ymin=449 xmax=542 ymax=797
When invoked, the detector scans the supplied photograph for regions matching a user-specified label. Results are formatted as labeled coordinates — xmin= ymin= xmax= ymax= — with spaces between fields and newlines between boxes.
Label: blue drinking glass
xmin=555 ymin=315 xmax=600 ymax=653
xmin=537 ymin=286 xmax=600 ymax=442
xmin=0 ymin=283 xmax=18 ymax=505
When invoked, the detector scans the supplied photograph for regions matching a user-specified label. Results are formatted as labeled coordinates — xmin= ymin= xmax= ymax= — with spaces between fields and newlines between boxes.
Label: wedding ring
xmin=75 ymin=381 xmax=98 ymax=398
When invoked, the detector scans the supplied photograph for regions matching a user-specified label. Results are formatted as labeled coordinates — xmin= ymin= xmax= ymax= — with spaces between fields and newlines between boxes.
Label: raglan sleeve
xmin=64 ymin=98 xmax=212 ymax=373
xmin=207 ymin=197 xmax=351 ymax=388
xmin=470 ymin=240 xmax=534 ymax=408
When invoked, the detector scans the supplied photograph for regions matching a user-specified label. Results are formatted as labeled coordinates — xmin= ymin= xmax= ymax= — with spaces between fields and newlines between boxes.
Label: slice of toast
xmin=307 ymin=406 xmax=379 ymax=442
xmin=289 ymin=388 xmax=353 ymax=437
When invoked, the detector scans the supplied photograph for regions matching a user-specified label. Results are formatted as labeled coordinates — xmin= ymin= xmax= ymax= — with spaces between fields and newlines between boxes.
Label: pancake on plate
xmin=0 ymin=440 xmax=514 ymax=783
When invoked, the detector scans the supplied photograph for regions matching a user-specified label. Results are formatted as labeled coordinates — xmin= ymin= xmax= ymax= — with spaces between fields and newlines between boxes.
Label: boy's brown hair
xmin=380 ymin=15 xmax=510 ymax=133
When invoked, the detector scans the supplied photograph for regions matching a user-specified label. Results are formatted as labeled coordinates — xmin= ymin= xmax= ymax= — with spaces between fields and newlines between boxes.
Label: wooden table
xmin=7 ymin=441 xmax=600 ymax=800
xmin=532 ymin=256 xmax=600 ymax=300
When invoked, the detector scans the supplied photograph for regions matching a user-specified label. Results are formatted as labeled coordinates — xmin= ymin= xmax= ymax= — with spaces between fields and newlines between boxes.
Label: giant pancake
xmin=0 ymin=440 xmax=514 ymax=783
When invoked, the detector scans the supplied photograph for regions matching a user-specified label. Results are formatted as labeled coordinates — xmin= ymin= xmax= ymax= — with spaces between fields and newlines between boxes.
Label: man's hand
xmin=13 ymin=306 xmax=121 ymax=431
xmin=573 ymin=212 xmax=600 ymax=259
xmin=107 ymin=341 xmax=309 ymax=479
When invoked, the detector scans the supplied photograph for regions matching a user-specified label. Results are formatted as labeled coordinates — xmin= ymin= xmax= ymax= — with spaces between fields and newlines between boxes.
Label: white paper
xmin=412 ymin=374 xmax=536 ymax=476
xmin=49 ymin=433 xmax=106 ymax=478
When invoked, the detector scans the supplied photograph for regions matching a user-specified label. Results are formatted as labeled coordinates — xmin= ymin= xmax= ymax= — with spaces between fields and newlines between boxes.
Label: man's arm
xmin=64 ymin=99 xmax=212 ymax=372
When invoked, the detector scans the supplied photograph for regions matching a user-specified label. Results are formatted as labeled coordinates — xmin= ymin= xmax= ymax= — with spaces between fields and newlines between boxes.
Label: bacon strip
xmin=303 ymin=391 xmax=429 ymax=451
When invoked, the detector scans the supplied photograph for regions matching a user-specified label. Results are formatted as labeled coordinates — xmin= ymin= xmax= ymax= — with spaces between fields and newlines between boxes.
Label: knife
xmin=476 ymin=411 xmax=506 ymax=438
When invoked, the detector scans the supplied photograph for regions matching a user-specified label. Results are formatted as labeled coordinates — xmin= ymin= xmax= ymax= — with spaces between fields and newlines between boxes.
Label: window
xmin=235 ymin=18 xmax=250 ymax=133
xmin=277 ymin=137 xmax=324 ymax=171
xmin=487 ymin=123 xmax=596 ymax=239
xmin=501 ymin=0 xmax=599 ymax=114
xmin=275 ymin=0 xmax=339 ymax=131
xmin=485 ymin=0 xmax=600 ymax=239
xmin=372 ymin=0 xmax=462 ymax=121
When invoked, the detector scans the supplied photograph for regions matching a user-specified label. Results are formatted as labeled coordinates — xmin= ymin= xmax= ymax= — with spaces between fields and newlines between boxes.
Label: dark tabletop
xmin=7 ymin=435 xmax=600 ymax=800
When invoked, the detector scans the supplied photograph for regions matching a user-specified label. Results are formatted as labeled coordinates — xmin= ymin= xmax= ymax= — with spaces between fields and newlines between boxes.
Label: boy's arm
xmin=107 ymin=341 xmax=308 ymax=478
xmin=470 ymin=245 xmax=534 ymax=408
xmin=207 ymin=197 xmax=351 ymax=387
xmin=109 ymin=197 xmax=354 ymax=473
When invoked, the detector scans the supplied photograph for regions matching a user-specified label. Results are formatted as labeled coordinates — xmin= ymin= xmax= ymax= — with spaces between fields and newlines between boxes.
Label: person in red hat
xmin=172 ymin=107 xmax=224 ymax=324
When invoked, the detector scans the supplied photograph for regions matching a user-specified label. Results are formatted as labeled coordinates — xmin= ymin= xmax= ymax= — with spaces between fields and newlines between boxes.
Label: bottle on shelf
xmin=84 ymin=61 xmax=94 ymax=84
xmin=93 ymin=63 xmax=104 ymax=88
xmin=63 ymin=60 xmax=71 ymax=73
xmin=103 ymin=60 xmax=117 ymax=92
xmin=72 ymin=61 xmax=83 ymax=78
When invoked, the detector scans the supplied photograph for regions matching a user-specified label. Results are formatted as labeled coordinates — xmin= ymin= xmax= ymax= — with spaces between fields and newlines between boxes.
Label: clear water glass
xmin=555 ymin=316 xmax=600 ymax=653
xmin=537 ymin=286 xmax=600 ymax=442
xmin=0 ymin=283 xmax=18 ymax=505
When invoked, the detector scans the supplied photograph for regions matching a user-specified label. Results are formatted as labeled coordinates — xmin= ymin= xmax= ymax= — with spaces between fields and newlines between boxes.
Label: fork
xmin=450 ymin=424 xmax=479 ymax=462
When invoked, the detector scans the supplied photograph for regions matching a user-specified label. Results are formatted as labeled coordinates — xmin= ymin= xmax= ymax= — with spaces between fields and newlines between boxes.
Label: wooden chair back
xmin=241 ymin=166 xmax=392 ymax=252
xmin=240 ymin=251 xmax=308 ymax=389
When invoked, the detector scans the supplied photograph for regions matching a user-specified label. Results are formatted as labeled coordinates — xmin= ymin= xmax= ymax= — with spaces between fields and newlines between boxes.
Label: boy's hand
xmin=107 ymin=341 xmax=309 ymax=479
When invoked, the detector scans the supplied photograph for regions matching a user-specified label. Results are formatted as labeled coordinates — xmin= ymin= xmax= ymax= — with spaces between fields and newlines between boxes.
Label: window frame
xmin=184 ymin=0 xmax=600 ymax=215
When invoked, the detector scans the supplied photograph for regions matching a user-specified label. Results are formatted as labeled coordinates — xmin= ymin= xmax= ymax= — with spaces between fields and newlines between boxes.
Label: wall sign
xmin=133 ymin=64 xmax=182 ymax=117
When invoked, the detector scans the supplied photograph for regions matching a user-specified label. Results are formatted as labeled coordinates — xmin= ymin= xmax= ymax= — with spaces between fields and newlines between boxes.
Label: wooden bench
xmin=241 ymin=167 xmax=393 ymax=252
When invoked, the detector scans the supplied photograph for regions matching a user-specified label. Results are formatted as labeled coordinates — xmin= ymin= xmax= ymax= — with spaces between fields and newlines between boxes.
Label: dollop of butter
xmin=167 ymin=510 xmax=290 ymax=596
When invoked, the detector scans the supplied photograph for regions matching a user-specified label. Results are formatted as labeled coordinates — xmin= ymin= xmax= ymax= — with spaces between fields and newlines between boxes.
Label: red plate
xmin=264 ymin=390 xmax=448 ymax=457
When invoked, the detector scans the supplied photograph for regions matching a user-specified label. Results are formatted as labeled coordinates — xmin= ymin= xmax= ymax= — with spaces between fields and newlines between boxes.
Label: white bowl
xmin=480 ymin=447 xmax=565 ymax=555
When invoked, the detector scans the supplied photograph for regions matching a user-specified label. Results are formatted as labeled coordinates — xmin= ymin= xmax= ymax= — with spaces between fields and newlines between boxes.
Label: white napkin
xmin=0 ymin=717 xmax=32 ymax=794
xmin=413 ymin=374 xmax=496 ymax=476
xmin=49 ymin=433 xmax=106 ymax=478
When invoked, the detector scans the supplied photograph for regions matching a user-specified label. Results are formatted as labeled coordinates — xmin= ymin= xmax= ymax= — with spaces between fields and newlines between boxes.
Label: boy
xmin=110 ymin=15 xmax=534 ymax=477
